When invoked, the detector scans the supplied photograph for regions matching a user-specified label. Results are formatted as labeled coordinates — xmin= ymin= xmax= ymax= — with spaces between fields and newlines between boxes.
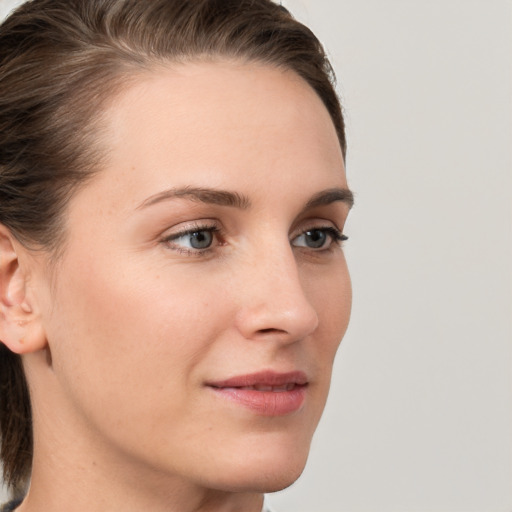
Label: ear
xmin=0 ymin=225 xmax=47 ymax=354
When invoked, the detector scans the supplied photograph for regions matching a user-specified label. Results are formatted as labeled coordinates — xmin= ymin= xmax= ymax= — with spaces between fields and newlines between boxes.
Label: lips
xmin=234 ymin=383 xmax=297 ymax=391
xmin=206 ymin=371 xmax=308 ymax=416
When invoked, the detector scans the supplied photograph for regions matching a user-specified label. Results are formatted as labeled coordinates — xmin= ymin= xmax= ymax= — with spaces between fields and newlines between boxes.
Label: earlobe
xmin=0 ymin=225 xmax=47 ymax=354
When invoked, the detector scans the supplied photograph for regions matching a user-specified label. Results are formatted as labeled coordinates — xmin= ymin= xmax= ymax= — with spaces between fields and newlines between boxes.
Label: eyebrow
xmin=304 ymin=188 xmax=354 ymax=210
xmin=136 ymin=185 xmax=354 ymax=211
xmin=137 ymin=186 xmax=251 ymax=210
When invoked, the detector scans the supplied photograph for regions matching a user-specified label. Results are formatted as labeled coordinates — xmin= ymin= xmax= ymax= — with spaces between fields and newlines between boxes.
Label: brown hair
xmin=0 ymin=0 xmax=346 ymax=491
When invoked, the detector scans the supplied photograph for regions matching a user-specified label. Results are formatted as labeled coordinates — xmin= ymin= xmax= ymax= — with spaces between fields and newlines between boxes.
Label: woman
xmin=0 ymin=1 xmax=353 ymax=510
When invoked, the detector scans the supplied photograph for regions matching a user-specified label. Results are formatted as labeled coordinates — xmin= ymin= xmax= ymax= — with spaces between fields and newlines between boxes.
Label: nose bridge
xmin=234 ymin=238 xmax=319 ymax=341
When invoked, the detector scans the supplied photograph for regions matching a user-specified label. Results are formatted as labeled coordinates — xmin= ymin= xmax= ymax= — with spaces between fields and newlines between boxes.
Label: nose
xmin=234 ymin=243 xmax=319 ymax=343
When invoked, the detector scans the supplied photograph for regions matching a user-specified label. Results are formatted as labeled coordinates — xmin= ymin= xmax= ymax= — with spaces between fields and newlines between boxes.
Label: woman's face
xmin=32 ymin=61 xmax=352 ymax=493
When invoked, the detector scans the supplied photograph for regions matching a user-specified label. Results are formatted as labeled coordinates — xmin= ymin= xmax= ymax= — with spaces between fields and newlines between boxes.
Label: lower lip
xmin=208 ymin=386 xmax=307 ymax=416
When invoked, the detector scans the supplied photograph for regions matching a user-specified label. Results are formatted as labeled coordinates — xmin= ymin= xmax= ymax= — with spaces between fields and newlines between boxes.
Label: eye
xmin=162 ymin=225 xmax=219 ymax=253
xmin=292 ymin=227 xmax=347 ymax=250
xmin=182 ymin=230 xmax=214 ymax=249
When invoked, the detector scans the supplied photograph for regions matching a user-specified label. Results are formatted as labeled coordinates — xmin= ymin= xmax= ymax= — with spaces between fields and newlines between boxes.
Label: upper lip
xmin=206 ymin=370 xmax=308 ymax=388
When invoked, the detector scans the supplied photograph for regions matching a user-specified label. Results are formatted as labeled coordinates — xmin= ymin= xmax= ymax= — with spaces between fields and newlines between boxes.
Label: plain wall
xmin=1 ymin=0 xmax=511 ymax=510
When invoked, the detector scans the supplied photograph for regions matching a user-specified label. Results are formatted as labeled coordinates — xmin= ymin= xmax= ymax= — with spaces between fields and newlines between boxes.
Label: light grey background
xmin=1 ymin=0 xmax=511 ymax=511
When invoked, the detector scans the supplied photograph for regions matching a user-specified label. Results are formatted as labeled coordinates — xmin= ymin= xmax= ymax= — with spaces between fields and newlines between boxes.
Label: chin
xmin=218 ymin=463 xmax=307 ymax=494
xmin=254 ymin=464 xmax=307 ymax=493
xmin=211 ymin=439 xmax=311 ymax=493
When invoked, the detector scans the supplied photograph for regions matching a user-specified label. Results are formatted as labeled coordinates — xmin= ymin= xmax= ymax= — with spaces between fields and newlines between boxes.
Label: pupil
xmin=190 ymin=231 xmax=213 ymax=249
xmin=306 ymin=230 xmax=326 ymax=248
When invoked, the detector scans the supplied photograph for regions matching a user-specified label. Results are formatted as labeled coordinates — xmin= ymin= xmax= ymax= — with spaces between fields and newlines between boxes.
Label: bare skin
xmin=0 ymin=61 xmax=352 ymax=512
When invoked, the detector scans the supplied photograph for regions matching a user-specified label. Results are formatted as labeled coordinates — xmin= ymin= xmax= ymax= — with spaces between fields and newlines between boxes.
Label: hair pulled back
xmin=0 ymin=0 xmax=346 ymax=491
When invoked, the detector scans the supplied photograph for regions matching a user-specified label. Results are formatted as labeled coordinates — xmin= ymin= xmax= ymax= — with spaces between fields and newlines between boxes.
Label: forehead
xmin=84 ymin=60 xmax=347 ymax=212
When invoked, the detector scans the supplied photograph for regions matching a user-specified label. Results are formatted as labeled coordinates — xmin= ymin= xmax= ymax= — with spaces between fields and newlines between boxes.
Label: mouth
xmin=228 ymin=383 xmax=299 ymax=391
xmin=206 ymin=371 xmax=308 ymax=416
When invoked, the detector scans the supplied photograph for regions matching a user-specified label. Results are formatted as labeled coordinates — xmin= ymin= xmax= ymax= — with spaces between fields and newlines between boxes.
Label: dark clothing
xmin=0 ymin=499 xmax=22 ymax=512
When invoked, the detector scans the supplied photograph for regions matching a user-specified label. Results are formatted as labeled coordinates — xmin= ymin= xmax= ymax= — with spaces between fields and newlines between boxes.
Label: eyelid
xmin=160 ymin=219 xmax=220 ymax=239
xmin=290 ymin=217 xmax=344 ymax=238
xmin=162 ymin=224 xmax=218 ymax=242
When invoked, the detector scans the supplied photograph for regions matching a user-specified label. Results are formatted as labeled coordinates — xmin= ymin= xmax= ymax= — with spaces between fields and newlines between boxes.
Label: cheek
xmin=41 ymin=258 xmax=239 ymax=475
xmin=45 ymin=252 xmax=228 ymax=417
xmin=307 ymin=254 xmax=351 ymax=344
xmin=301 ymin=256 xmax=351 ymax=399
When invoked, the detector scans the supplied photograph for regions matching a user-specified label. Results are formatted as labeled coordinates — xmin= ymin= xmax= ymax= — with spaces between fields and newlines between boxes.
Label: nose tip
xmin=234 ymin=256 xmax=319 ymax=343
xmin=235 ymin=294 xmax=319 ymax=343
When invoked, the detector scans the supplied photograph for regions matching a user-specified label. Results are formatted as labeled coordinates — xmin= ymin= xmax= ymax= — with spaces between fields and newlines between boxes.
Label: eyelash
xmin=303 ymin=226 xmax=348 ymax=245
xmin=161 ymin=222 xmax=348 ymax=256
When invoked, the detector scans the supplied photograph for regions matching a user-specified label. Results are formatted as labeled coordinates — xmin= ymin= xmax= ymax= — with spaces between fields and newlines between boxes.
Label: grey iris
xmin=189 ymin=230 xmax=213 ymax=249
xmin=305 ymin=230 xmax=326 ymax=248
